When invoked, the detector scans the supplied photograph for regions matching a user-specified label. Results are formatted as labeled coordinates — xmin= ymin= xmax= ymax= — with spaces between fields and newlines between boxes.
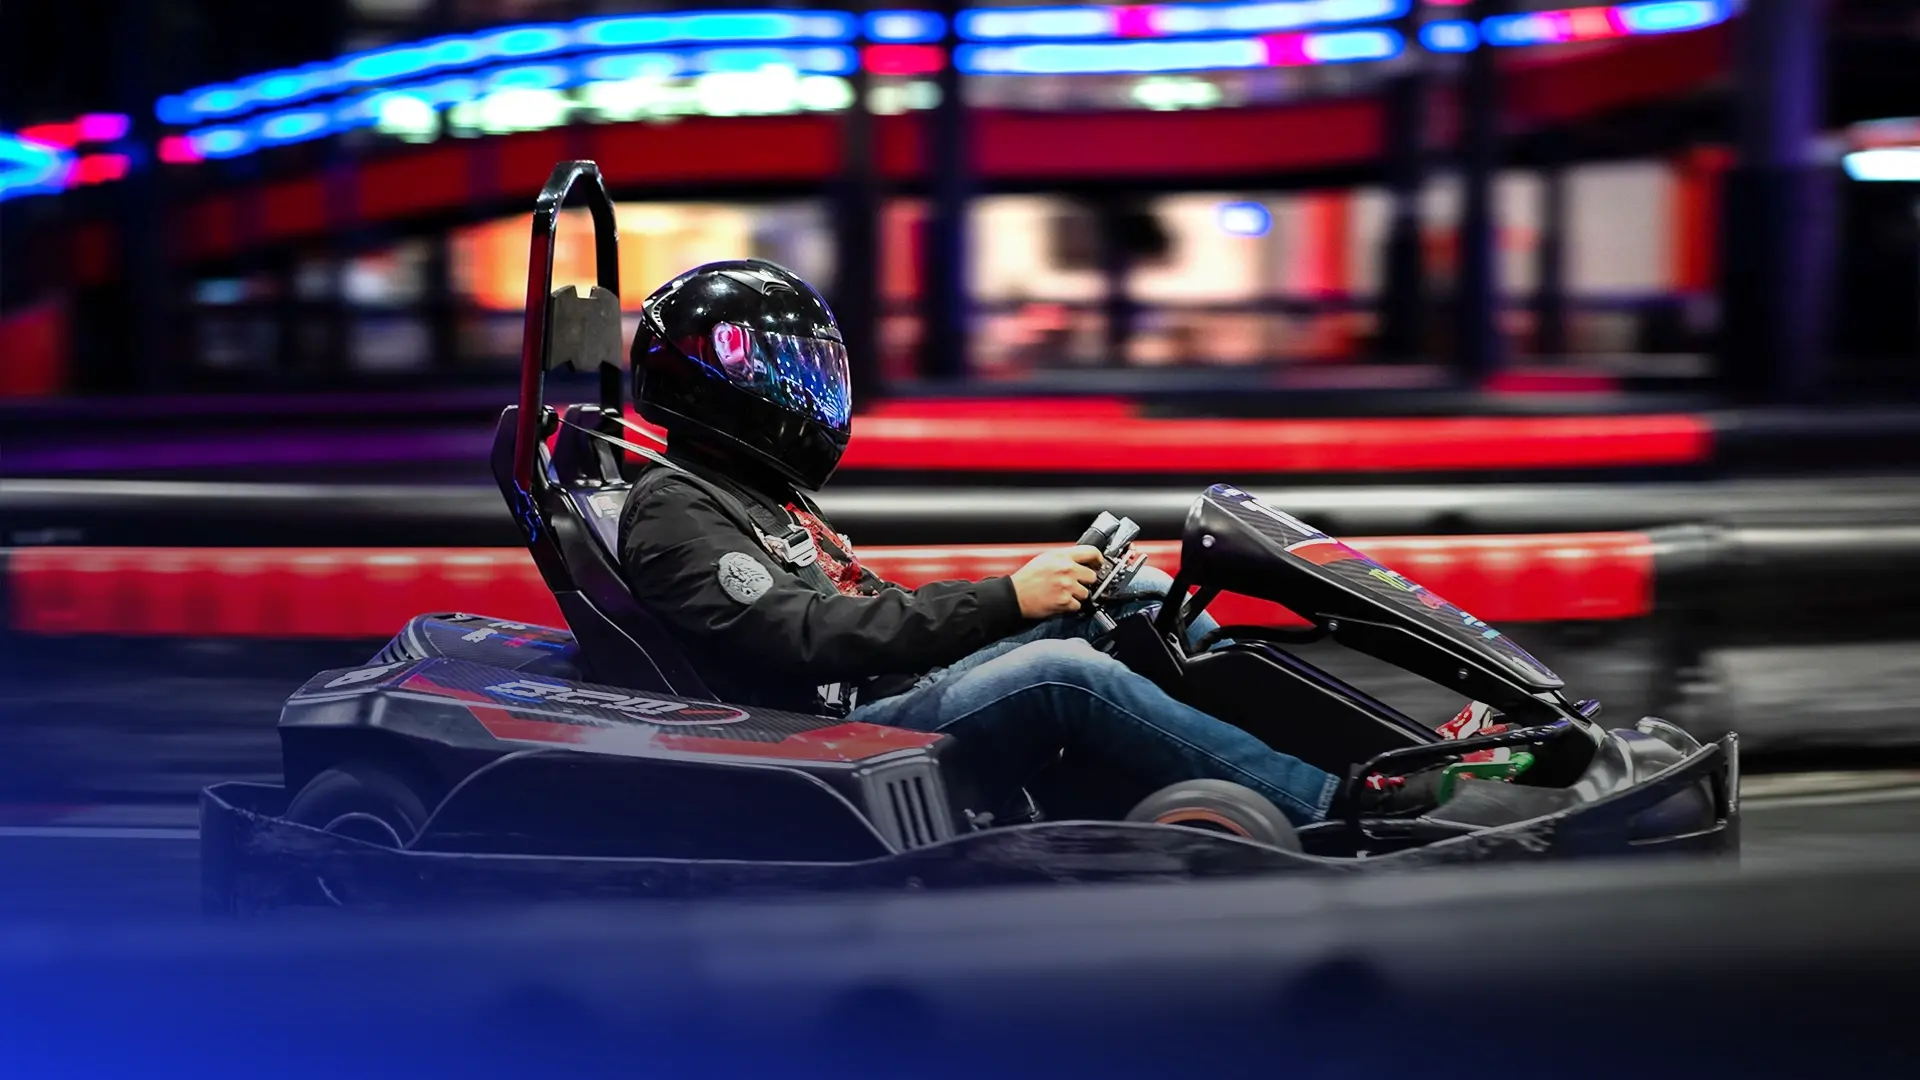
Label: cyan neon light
xmin=958 ymin=7 xmax=1118 ymax=40
xmin=1304 ymin=28 xmax=1400 ymax=62
xmin=1844 ymin=148 xmax=1920 ymax=183
xmin=0 ymin=134 xmax=74 ymax=203
xmin=486 ymin=64 xmax=573 ymax=92
xmin=578 ymin=11 xmax=853 ymax=48
xmin=1618 ymin=0 xmax=1727 ymax=33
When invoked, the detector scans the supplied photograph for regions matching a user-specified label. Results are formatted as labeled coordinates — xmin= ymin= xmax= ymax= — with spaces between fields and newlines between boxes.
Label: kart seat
xmin=548 ymin=403 xmax=631 ymax=558
xmin=491 ymin=402 xmax=717 ymax=700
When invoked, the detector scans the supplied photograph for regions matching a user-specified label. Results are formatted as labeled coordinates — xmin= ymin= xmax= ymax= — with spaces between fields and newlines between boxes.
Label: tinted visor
xmin=702 ymin=321 xmax=851 ymax=430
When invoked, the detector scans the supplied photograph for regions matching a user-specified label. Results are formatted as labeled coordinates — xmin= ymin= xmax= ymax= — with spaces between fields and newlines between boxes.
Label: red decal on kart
xmin=1283 ymin=537 xmax=1365 ymax=566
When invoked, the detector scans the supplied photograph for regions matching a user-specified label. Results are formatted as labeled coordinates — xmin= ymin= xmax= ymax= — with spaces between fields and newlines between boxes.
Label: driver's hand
xmin=1011 ymin=546 xmax=1104 ymax=619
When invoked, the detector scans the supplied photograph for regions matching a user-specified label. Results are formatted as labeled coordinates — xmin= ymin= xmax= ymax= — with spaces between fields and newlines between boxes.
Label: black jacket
xmin=617 ymin=450 xmax=1027 ymax=713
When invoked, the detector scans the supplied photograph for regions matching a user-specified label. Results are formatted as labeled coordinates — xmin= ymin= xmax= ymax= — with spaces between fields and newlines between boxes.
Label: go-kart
xmin=198 ymin=162 xmax=1738 ymax=913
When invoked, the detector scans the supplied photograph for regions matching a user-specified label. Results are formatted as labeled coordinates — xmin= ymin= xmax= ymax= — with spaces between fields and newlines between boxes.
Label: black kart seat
xmin=549 ymin=403 xmax=630 ymax=560
xmin=493 ymin=406 xmax=716 ymax=701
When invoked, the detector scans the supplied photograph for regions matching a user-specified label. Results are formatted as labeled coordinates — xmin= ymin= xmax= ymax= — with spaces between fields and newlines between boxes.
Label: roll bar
xmin=513 ymin=160 xmax=622 ymax=494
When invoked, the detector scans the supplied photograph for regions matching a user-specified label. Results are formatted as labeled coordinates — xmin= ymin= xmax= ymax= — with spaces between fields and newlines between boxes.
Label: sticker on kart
xmin=480 ymin=679 xmax=750 ymax=725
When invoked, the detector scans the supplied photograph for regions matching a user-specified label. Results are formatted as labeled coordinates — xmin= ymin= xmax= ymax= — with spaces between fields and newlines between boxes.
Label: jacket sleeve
xmin=621 ymin=481 xmax=1028 ymax=684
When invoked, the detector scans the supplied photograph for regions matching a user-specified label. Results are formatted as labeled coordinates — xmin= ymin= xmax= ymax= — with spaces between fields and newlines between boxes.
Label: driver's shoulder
xmin=618 ymin=468 xmax=757 ymax=557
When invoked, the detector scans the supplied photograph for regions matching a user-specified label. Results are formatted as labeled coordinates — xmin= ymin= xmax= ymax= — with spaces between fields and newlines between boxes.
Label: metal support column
xmin=1100 ymin=198 xmax=1135 ymax=367
xmin=922 ymin=0 xmax=971 ymax=381
xmin=1534 ymin=137 xmax=1569 ymax=359
xmin=1454 ymin=0 xmax=1506 ymax=384
xmin=111 ymin=0 xmax=165 ymax=391
xmin=834 ymin=5 xmax=884 ymax=408
xmin=1377 ymin=9 xmax=1428 ymax=363
xmin=1717 ymin=0 xmax=1832 ymax=401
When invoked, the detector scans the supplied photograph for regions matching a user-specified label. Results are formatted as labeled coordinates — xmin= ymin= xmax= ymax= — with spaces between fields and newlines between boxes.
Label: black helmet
xmin=631 ymin=259 xmax=852 ymax=491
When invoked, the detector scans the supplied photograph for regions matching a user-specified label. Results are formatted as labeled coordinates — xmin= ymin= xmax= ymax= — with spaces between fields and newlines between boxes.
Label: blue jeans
xmin=849 ymin=567 xmax=1339 ymax=825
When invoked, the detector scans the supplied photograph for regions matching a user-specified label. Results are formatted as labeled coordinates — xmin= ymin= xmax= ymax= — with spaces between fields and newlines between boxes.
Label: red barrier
xmin=5 ymin=534 xmax=1653 ymax=639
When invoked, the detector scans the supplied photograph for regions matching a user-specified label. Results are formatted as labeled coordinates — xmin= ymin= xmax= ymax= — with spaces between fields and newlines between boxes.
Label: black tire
xmin=1126 ymin=779 xmax=1303 ymax=852
xmin=285 ymin=760 xmax=433 ymax=850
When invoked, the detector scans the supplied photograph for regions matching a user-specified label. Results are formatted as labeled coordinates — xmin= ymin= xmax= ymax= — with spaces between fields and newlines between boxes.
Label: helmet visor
xmin=703 ymin=321 xmax=851 ymax=430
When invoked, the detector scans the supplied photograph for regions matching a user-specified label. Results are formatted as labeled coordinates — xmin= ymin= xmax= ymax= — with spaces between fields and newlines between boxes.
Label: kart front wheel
xmin=1127 ymin=779 xmax=1303 ymax=852
xmin=286 ymin=760 xmax=432 ymax=850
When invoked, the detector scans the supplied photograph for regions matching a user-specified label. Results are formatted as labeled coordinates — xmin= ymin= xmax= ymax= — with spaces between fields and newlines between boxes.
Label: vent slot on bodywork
xmin=863 ymin=762 xmax=954 ymax=851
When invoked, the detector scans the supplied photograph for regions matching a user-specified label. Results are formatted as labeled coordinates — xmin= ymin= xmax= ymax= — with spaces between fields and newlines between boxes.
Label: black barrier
xmin=11 ymin=474 xmax=1920 ymax=548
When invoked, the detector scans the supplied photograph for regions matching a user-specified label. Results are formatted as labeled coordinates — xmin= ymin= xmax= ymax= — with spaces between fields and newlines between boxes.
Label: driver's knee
xmin=981 ymin=638 xmax=1128 ymax=692
xmin=1116 ymin=564 xmax=1174 ymax=600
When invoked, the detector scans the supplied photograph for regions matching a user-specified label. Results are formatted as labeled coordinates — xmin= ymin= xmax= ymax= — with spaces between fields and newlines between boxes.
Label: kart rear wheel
xmin=286 ymin=760 xmax=432 ymax=850
xmin=1127 ymin=779 xmax=1303 ymax=852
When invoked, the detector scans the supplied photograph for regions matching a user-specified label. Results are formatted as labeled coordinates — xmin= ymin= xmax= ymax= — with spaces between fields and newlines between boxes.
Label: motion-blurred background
xmin=10 ymin=5 xmax=1920 ymax=1074
xmin=2 ymin=0 xmax=1920 ymax=974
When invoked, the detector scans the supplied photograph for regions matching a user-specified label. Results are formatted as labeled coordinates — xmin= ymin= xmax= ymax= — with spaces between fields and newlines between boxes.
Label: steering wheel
xmin=1075 ymin=512 xmax=1151 ymax=622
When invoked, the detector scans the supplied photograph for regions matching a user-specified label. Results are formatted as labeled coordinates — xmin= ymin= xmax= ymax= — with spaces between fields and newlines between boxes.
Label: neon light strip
xmin=153 ymin=0 xmax=1733 ymax=127
xmin=958 ymin=27 xmax=1402 ymax=74
xmin=156 ymin=2 xmax=1418 ymax=125
xmin=0 ymin=135 xmax=75 ymax=203
xmin=157 ymin=11 xmax=860 ymax=126
xmin=958 ymin=0 xmax=1408 ymax=41
xmin=182 ymin=46 xmax=861 ymax=159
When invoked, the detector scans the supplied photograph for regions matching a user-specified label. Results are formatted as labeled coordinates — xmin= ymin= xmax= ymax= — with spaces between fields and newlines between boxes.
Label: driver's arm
xmin=621 ymin=483 xmax=1029 ymax=684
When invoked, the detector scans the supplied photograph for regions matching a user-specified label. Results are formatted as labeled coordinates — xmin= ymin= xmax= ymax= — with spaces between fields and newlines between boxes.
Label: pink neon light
xmin=1114 ymin=5 xmax=1158 ymax=38
xmin=17 ymin=122 xmax=77 ymax=149
xmin=157 ymin=135 xmax=203 ymax=164
xmin=862 ymin=43 xmax=946 ymax=75
xmin=71 ymin=154 xmax=130 ymax=185
xmin=77 ymin=113 xmax=131 ymax=143
xmin=1261 ymin=33 xmax=1314 ymax=67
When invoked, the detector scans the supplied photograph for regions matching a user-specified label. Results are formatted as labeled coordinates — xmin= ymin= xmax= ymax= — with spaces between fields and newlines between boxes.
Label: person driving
xmin=616 ymin=259 xmax=1443 ymax=827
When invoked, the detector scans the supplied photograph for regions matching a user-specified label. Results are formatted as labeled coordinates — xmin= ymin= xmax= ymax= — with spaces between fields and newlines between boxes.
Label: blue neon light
xmin=1420 ymin=20 xmax=1478 ymax=53
xmin=1479 ymin=12 xmax=1556 ymax=48
xmin=0 ymin=135 xmax=74 ymax=203
xmin=866 ymin=10 xmax=945 ymax=43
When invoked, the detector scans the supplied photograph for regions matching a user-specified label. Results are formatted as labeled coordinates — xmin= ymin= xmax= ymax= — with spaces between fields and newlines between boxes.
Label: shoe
xmin=1347 ymin=763 xmax=1448 ymax=818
